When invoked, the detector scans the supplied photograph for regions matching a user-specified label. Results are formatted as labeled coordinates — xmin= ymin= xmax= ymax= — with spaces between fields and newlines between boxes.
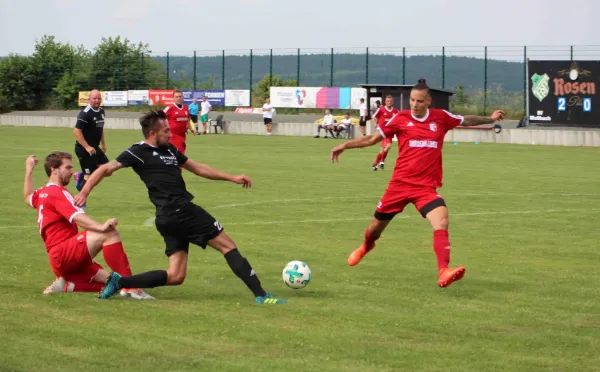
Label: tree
xmin=255 ymin=74 xmax=297 ymax=105
xmin=0 ymin=55 xmax=38 ymax=110
xmin=454 ymin=85 xmax=470 ymax=106
xmin=92 ymin=36 xmax=161 ymax=91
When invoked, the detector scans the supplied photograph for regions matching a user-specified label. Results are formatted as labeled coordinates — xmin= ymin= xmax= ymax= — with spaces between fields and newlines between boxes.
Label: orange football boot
xmin=437 ymin=266 xmax=466 ymax=288
xmin=348 ymin=243 xmax=374 ymax=266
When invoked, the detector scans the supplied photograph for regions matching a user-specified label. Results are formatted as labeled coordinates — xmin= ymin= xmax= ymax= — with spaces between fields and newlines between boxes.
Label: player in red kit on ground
xmin=371 ymin=95 xmax=399 ymax=171
xmin=164 ymin=90 xmax=197 ymax=154
xmin=24 ymin=151 xmax=154 ymax=299
xmin=331 ymin=79 xmax=504 ymax=288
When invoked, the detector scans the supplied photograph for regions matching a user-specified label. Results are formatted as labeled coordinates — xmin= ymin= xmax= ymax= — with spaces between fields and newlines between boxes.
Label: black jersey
xmin=75 ymin=105 xmax=105 ymax=148
xmin=116 ymin=142 xmax=194 ymax=215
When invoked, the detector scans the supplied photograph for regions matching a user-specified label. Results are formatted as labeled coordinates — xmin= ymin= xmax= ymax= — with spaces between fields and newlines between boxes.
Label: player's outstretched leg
xmin=209 ymin=232 xmax=287 ymax=304
xmin=348 ymin=217 xmax=391 ymax=266
xmin=424 ymin=204 xmax=465 ymax=288
xmin=372 ymin=152 xmax=382 ymax=171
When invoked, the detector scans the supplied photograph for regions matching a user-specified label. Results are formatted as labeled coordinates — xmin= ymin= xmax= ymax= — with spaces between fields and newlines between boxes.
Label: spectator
xmin=315 ymin=109 xmax=335 ymax=138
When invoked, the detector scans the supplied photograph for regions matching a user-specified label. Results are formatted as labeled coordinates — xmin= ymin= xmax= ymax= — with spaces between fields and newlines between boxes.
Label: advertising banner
xmin=234 ymin=107 xmax=263 ymax=114
xmin=102 ymin=91 xmax=128 ymax=107
xmin=225 ymin=90 xmax=251 ymax=107
xmin=183 ymin=90 xmax=225 ymax=106
xmin=270 ymin=87 xmax=367 ymax=109
xmin=148 ymin=90 xmax=174 ymax=106
xmin=127 ymin=90 xmax=149 ymax=106
xmin=528 ymin=60 xmax=599 ymax=127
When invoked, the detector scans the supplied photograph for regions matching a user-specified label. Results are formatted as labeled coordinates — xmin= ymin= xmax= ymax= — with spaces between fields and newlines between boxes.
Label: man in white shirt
xmin=315 ymin=109 xmax=335 ymax=138
xmin=333 ymin=112 xmax=354 ymax=138
xmin=262 ymin=98 xmax=274 ymax=136
xmin=200 ymin=96 xmax=212 ymax=134
xmin=358 ymin=98 xmax=368 ymax=136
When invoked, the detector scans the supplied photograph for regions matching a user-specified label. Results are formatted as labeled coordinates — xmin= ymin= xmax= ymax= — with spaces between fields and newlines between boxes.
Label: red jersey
xmin=28 ymin=183 xmax=85 ymax=251
xmin=378 ymin=109 xmax=464 ymax=188
xmin=163 ymin=103 xmax=190 ymax=136
xmin=373 ymin=106 xmax=400 ymax=126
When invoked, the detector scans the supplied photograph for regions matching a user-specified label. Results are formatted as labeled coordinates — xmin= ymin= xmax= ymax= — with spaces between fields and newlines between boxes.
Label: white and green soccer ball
xmin=282 ymin=260 xmax=311 ymax=289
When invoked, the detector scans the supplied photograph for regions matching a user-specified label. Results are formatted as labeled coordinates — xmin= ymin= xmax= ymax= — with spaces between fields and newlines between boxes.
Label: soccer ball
xmin=282 ymin=260 xmax=311 ymax=289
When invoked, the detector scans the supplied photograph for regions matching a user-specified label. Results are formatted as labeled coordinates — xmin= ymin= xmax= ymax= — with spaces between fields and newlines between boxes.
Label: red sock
xmin=433 ymin=230 xmax=451 ymax=269
xmin=102 ymin=242 xmax=132 ymax=277
xmin=364 ymin=229 xmax=380 ymax=251
xmin=381 ymin=149 xmax=389 ymax=162
xmin=373 ymin=153 xmax=382 ymax=166
xmin=71 ymin=281 xmax=104 ymax=292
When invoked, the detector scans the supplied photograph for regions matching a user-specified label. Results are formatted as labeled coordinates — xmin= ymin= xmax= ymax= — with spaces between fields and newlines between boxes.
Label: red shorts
xmin=170 ymin=134 xmax=187 ymax=155
xmin=381 ymin=138 xmax=392 ymax=148
xmin=47 ymin=231 xmax=103 ymax=283
xmin=375 ymin=181 xmax=444 ymax=219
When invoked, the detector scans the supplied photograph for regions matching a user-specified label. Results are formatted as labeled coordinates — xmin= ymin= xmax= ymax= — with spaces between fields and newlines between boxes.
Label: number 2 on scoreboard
xmin=557 ymin=97 xmax=566 ymax=111
xmin=583 ymin=98 xmax=592 ymax=112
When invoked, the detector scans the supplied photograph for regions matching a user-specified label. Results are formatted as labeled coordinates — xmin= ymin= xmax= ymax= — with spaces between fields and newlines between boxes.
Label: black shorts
xmin=190 ymin=114 xmax=198 ymax=123
xmin=263 ymin=117 xmax=272 ymax=125
xmin=359 ymin=118 xmax=367 ymax=126
xmin=154 ymin=203 xmax=224 ymax=256
xmin=74 ymin=145 xmax=109 ymax=175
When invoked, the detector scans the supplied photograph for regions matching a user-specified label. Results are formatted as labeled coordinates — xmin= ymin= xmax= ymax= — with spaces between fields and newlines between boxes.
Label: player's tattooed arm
xmin=461 ymin=110 xmax=505 ymax=126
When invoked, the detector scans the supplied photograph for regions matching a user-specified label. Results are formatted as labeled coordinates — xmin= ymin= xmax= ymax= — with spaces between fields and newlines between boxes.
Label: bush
xmin=0 ymin=94 xmax=11 ymax=114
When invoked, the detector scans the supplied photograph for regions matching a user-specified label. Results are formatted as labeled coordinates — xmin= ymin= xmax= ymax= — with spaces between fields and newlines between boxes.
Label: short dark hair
xmin=44 ymin=151 xmax=72 ymax=177
xmin=413 ymin=78 xmax=430 ymax=95
xmin=360 ymin=98 xmax=365 ymax=102
xmin=139 ymin=109 xmax=167 ymax=138
xmin=173 ymin=89 xmax=182 ymax=96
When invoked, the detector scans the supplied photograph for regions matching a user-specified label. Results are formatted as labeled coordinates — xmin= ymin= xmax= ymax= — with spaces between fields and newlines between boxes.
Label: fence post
xmin=269 ymin=49 xmax=273 ymax=88
xmin=166 ymin=52 xmax=170 ymax=89
xmin=483 ymin=46 xmax=488 ymax=116
xmin=297 ymin=48 xmax=301 ymax=86
xmin=221 ymin=50 xmax=225 ymax=90
xmin=523 ymin=46 xmax=527 ymax=116
xmin=116 ymin=53 xmax=121 ymax=90
xmin=141 ymin=53 xmax=145 ymax=88
xmin=442 ymin=46 xmax=445 ymax=89
xmin=193 ymin=51 xmax=197 ymax=90
xmin=366 ymin=47 xmax=369 ymax=84
xmin=570 ymin=45 xmax=574 ymax=60
xmin=330 ymin=48 xmax=334 ymax=87
xmin=249 ymin=49 xmax=253 ymax=106
xmin=402 ymin=47 xmax=406 ymax=84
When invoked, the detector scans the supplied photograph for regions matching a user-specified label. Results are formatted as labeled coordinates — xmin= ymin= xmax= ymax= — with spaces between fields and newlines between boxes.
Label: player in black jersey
xmin=73 ymin=90 xmax=108 ymax=192
xmin=75 ymin=109 xmax=287 ymax=305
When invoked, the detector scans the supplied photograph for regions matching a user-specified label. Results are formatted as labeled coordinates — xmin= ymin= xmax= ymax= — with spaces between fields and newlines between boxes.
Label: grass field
xmin=0 ymin=126 xmax=599 ymax=372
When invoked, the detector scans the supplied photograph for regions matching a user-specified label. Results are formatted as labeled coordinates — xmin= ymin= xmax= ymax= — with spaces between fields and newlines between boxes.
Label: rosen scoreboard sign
xmin=528 ymin=60 xmax=599 ymax=127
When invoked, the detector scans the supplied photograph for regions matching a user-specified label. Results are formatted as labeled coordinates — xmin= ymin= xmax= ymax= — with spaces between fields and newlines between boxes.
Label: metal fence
xmin=83 ymin=45 xmax=600 ymax=114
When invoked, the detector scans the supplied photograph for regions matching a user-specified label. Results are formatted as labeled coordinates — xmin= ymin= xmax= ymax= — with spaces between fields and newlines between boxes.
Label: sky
xmin=1 ymin=0 xmax=599 ymax=59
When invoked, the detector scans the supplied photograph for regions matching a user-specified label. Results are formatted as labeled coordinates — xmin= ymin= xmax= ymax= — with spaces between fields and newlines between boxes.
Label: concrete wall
xmin=1 ymin=114 xmax=600 ymax=147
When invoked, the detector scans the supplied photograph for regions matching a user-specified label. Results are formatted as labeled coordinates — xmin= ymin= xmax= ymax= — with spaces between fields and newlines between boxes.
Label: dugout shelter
xmin=358 ymin=84 xmax=455 ymax=114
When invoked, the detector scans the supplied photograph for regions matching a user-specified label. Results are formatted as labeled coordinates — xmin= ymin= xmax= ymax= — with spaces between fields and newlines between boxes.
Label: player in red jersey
xmin=163 ymin=90 xmax=197 ymax=155
xmin=371 ymin=95 xmax=400 ymax=171
xmin=331 ymin=79 xmax=504 ymax=288
xmin=24 ymin=152 xmax=153 ymax=299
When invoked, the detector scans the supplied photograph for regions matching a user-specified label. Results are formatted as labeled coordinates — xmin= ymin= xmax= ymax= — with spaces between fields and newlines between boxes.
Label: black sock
xmin=224 ymin=249 xmax=266 ymax=298
xmin=118 ymin=270 xmax=168 ymax=289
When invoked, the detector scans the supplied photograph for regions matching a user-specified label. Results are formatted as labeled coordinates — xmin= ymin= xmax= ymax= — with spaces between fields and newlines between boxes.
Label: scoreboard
xmin=528 ymin=60 xmax=599 ymax=128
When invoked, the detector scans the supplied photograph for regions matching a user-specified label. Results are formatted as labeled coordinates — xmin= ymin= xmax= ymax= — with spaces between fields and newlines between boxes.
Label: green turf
xmin=0 ymin=126 xmax=599 ymax=372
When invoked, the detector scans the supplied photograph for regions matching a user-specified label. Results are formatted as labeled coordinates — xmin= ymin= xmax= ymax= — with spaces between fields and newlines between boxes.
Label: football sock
xmin=102 ymin=242 xmax=132 ymax=277
xmin=118 ymin=270 xmax=168 ymax=289
xmin=381 ymin=149 xmax=389 ymax=162
xmin=433 ymin=230 xmax=451 ymax=269
xmin=76 ymin=178 xmax=87 ymax=192
xmin=364 ymin=229 xmax=380 ymax=251
xmin=224 ymin=249 xmax=267 ymax=298
xmin=373 ymin=153 xmax=382 ymax=167
xmin=71 ymin=282 xmax=104 ymax=292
